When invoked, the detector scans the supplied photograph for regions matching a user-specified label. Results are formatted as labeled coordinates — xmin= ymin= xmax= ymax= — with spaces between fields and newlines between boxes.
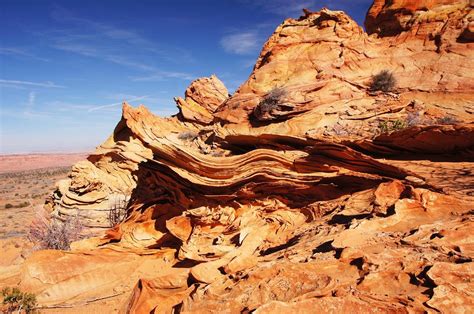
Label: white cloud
xmin=48 ymin=30 xmax=194 ymax=80
xmin=87 ymin=95 xmax=149 ymax=112
xmin=51 ymin=43 xmax=98 ymax=57
xmin=0 ymin=92 xmax=51 ymax=119
xmin=0 ymin=79 xmax=65 ymax=88
xmin=48 ymin=5 xmax=194 ymax=71
xmin=2 ymin=91 xmax=50 ymax=118
xmin=131 ymin=70 xmax=195 ymax=82
xmin=0 ymin=47 xmax=50 ymax=62
xmin=104 ymin=93 xmax=142 ymax=101
xmin=49 ymin=94 xmax=173 ymax=114
xmin=28 ymin=91 xmax=36 ymax=108
xmin=104 ymin=56 xmax=156 ymax=72
xmin=51 ymin=40 xmax=194 ymax=79
xmin=54 ymin=102 xmax=92 ymax=111
xmin=220 ymin=32 xmax=261 ymax=55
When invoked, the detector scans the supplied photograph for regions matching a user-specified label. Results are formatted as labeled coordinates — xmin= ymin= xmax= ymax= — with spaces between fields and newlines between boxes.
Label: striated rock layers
xmin=1 ymin=1 xmax=473 ymax=313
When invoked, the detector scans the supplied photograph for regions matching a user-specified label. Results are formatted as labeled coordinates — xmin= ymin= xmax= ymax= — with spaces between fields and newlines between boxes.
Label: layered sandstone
xmin=175 ymin=74 xmax=229 ymax=124
xmin=1 ymin=1 xmax=473 ymax=313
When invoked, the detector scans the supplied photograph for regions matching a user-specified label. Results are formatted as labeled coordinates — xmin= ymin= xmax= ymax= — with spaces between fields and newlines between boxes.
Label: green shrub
xmin=17 ymin=201 xmax=30 ymax=208
xmin=370 ymin=70 xmax=396 ymax=92
xmin=1 ymin=287 xmax=37 ymax=313
xmin=378 ymin=119 xmax=407 ymax=134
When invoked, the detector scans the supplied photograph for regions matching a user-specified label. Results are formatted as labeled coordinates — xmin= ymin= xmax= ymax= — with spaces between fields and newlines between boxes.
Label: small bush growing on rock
xmin=252 ymin=87 xmax=292 ymax=122
xmin=331 ymin=123 xmax=352 ymax=136
xmin=178 ymin=131 xmax=198 ymax=141
xmin=436 ymin=115 xmax=459 ymax=125
xmin=370 ymin=70 xmax=396 ymax=92
xmin=4 ymin=202 xmax=30 ymax=209
xmin=405 ymin=112 xmax=459 ymax=127
xmin=257 ymin=88 xmax=285 ymax=112
xmin=378 ymin=119 xmax=407 ymax=134
xmin=108 ymin=195 xmax=128 ymax=227
xmin=1 ymin=287 xmax=37 ymax=313
xmin=28 ymin=208 xmax=83 ymax=250
xmin=17 ymin=201 xmax=30 ymax=208
xmin=406 ymin=111 xmax=430 ymax=126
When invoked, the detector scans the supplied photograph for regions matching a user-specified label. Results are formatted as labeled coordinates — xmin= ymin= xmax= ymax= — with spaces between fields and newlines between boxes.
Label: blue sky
xmin=0 ymin=0 xmax=372 ymax=154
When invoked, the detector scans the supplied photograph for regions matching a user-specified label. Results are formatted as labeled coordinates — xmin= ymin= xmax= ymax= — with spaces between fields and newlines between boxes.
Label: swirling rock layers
xmin=1 ymin=1 xmax=473 ymax=313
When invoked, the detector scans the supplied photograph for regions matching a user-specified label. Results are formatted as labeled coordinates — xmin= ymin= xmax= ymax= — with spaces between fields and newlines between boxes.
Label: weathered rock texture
xmin=175 ymin=74 xmax=229 ymax=124
xmin=1 ymin=1 xmax=473 ymax=313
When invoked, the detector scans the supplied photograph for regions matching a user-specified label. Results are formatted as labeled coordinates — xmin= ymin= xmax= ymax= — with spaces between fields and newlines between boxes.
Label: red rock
xmin=427 ymin=262 xmax=474 ymax=313
xmin=254 ymin=297 xmax=408 ymax=314
xmin=2 ymin=1 xmax=473 ymax=313
xmin=175 ymin=75 xmax=228 ymax=124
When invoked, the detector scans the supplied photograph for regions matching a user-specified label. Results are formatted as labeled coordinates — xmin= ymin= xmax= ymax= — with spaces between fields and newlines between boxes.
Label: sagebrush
xmin=370 ymin=70 xmax=396 ymax=92
xmin=436 ymin=115 xmax=459 ymax=125
xmin=1 ymin=287 xmax=37 ymax=313
xmin=178 ymin=131 xmax=198 ymax=141
xmin=253 ymin=87 xmax=286 ymax=119
xmin=260 ymin=88 xmax=285 ymax=111
xmin=28 ymin=208 xmax=83 ymax=250
xmin=4 ymin=201 xmax=30 ymax=209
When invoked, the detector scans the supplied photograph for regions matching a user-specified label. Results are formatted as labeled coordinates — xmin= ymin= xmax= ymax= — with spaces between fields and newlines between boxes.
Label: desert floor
xmin=0 ymin=153 xmax=87 ymax=240
xmin=0 ymin=153 xmax=126 ymax=312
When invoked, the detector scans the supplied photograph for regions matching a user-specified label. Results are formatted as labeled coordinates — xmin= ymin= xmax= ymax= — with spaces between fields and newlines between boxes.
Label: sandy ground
xmin=0 ymin=153 xmax=88 ymax=239
xmin=0 ymin=153 xmax=88 ymax=173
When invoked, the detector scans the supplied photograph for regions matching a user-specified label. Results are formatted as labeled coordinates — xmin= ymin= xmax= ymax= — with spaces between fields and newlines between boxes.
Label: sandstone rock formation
xmin=1 ymin=1 xmax=473 ymax=313
xmin=175 ymin=74 xmax=229 ymax=124
xmin=365 ymin=0 xmax=473 ymax=38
